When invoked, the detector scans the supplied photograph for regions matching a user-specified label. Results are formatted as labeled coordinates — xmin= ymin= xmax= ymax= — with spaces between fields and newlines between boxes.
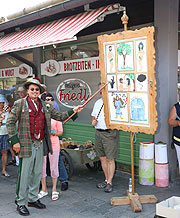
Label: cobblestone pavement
xmin=0 ymin=159 xmax=180 ymax=218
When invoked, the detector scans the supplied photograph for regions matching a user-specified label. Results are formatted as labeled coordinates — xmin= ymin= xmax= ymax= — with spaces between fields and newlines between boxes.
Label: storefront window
xmin=0 ymin=50 xmax=33 ymax=105
xmin=0 ymin=77 xmax=27 ymax=106
xmin=43 ymin=41 xmax=98 ymax=62
xmin=0 ymin=51 xmax=33 ymax=68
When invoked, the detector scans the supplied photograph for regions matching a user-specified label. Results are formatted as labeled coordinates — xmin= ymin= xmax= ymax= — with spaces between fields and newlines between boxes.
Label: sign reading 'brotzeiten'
xmin=56 ymin=79 xmax=91 ymax=108
xmin=41 ymin=57 xmax=100 ymax=76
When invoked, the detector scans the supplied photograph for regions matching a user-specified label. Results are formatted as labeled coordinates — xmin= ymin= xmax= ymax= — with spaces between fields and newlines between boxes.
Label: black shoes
xmin=16 ymin=200 xmax=45 ymax=216
xmin=27 ymin=199 xmax=46 ymax=209
xmin=61 ymin=182 xmax=68 ymax=191
xmin=17 ymin=205 xmax=30 ymax=216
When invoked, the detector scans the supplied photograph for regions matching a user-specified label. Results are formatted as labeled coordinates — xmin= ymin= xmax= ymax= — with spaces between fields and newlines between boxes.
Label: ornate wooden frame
xmin=97 ymin=27 xmax=157 ymax=134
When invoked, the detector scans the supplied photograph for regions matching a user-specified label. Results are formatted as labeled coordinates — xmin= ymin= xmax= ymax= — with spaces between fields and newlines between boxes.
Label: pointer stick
xmin=63 ymin=82 xmax=108 ymax=124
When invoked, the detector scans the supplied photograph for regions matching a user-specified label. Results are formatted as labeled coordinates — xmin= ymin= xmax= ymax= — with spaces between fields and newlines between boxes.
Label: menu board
xmin=97 ymin=27 xmax=157 ymax=134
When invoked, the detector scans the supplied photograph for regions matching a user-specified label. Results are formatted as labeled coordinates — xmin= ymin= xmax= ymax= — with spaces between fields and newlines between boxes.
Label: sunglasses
xmin=46 ymin=98 xmax=54 ymax=101
xmin=30 ymin=88 xmax=40 ymax=92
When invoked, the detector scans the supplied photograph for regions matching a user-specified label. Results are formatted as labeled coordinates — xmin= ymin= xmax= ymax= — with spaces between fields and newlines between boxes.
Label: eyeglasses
xmin=30 ymin=88 xmax=40 ymax=92
xmin=46 ymin=98 xmax=54 ymax=101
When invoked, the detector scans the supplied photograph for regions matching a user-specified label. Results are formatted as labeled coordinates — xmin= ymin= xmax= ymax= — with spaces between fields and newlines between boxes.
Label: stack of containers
xmin=155 ymin=143 xmax=169 ymax=187
xmin=139 ymin=141 xmax=154 ymax=185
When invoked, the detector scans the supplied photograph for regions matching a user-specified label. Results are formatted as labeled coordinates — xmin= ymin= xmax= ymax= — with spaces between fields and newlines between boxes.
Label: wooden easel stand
xmin=110 ymin=11 xmax=157 ymax=212
xmin=110 ymin=131 xmax=157 ymax=212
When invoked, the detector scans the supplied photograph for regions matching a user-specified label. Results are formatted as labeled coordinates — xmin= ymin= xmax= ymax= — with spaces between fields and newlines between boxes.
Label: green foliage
xmin=117 ymin=43 xmax=131 ymax=56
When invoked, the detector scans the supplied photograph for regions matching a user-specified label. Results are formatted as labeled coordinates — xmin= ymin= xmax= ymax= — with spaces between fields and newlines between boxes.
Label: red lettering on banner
xmin=64 ymin=63 xmax=67 ymax=71
xmin=63 ymin=60 xmax=92 ymax=72
xmin=82 ymin=89 xmax=89 ymax=101
xmin=76 ymin=89 xmax=83 ymax=101
xmin=88 ymin=61 xmax=91 ymax=69
xmin=81 ymin=61 xmax=84 ymax=70
xmin=96 ymin=59 xmax=99 ymax=69
xmin=59 ymin=88 xmax=89 ymax=102
xmin=5 ymin=69 xmax=14 ymax=77
xmin=85 ymin=61 xmax=87 ymax=70
xmin=59 ymin=89 xmax=66 ymax=101
xmin=1 ymin=70 xmax=4 ymax=77
xmin=75 ymin=62 xmax=77 ymax=70
xmin=78 ymin=62 xmax=80 ymax=70
xmin=63 ymin=91 xmax=70 ymax=101
xmin=71 ymin=93 xmax=76 ymax=101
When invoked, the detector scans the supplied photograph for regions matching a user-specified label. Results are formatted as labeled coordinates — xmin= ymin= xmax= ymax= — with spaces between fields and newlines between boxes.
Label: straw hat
xmin=23 ymin=78 xmax=45 ymax=94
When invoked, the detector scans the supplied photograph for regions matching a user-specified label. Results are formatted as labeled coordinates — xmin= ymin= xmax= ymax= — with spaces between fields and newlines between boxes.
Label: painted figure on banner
xmin=107 ymin=75 xmax=117 ymax=91
xmin=136 ymin=40 xmax=147 ymax=72
xmin=117 ymin=74 xmax=135 ymax=92
xmin=119 ymin=78 xmax=123 ymax=91
xmin=106 ymin=45 xmax=115 ymax=73
xmin=113 ymin=95 xmax=124 ymax=119
xmin=137 ymin=42 xmax=144 ymax=71
xmin=117 ymin=42 xmax=134 ymax=71
xmin=108 ymin=93 xmax=128 ymax=122
xmin=110 ymin=76 xmax=115 ymax=89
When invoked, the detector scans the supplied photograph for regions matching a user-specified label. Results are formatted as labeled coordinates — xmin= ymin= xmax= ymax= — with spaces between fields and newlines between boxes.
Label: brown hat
xmin=23 ymin=78 xmax=45 ymax=94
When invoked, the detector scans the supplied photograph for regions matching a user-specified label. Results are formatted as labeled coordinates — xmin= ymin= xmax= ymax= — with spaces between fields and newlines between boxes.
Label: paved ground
xmin=1 ymin=159 xmax=180 ymax=218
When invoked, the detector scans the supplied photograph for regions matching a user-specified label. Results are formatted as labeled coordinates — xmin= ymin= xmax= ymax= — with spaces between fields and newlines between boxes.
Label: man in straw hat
xmin=7 ymin=78 xmax=83 ymax=216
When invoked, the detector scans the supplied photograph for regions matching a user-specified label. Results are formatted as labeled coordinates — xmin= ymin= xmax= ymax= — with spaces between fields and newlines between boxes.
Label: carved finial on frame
xmin=121 ymin=11 xmax=129 ymax=31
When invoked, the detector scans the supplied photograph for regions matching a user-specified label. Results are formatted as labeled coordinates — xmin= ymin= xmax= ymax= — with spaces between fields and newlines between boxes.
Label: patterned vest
xmin=27 ymin=97 xmax=45 ymax=141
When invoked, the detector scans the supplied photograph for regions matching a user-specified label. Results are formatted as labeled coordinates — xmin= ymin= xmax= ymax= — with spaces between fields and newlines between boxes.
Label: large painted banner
xmin=97 ymin=27 xmax=157 ymax=134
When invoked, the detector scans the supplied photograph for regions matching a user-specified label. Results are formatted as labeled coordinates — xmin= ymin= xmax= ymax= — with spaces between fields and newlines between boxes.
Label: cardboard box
xmin=156 ymin=196 xmax=180 ymax=218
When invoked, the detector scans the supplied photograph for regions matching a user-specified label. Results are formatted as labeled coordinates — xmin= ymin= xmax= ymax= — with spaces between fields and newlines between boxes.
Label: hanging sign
xmin=0 ymin=64 xmax=32 ymax=79
xmin=41 ymin=57 xmax=100 ymax=76
xmin=98 ymin=27 xmax=157 ymax=134
xmin=56 ymin=78 xmax=91 ymax=108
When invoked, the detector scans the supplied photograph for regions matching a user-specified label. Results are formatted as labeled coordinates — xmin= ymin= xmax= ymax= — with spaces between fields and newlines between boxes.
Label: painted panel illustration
xmin=117 ymin=73 xmax=135 ymax=92
xmin=107 ymin=74 xmax=117 ymax=91
xmin=98 ymin=27 xmax=157 ymax=134
xmin=136 ymin=39 xmax=148 ymax=72
xmin=106 ymin=45 xmax=116 ymax=73
xmin=108 ymin=92 xmax=128 ymax=122
xmin=130 ymin=93 xmax=149 ymax=124
xmin=136 ymin=74 xmax=148 ymax=92
xmin=117 ymin=42 xmax=134 ymax=71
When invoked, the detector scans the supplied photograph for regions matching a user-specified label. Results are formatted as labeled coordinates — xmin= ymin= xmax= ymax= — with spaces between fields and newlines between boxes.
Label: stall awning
xmin=0 ymin=4 xmax=120 ymax=55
